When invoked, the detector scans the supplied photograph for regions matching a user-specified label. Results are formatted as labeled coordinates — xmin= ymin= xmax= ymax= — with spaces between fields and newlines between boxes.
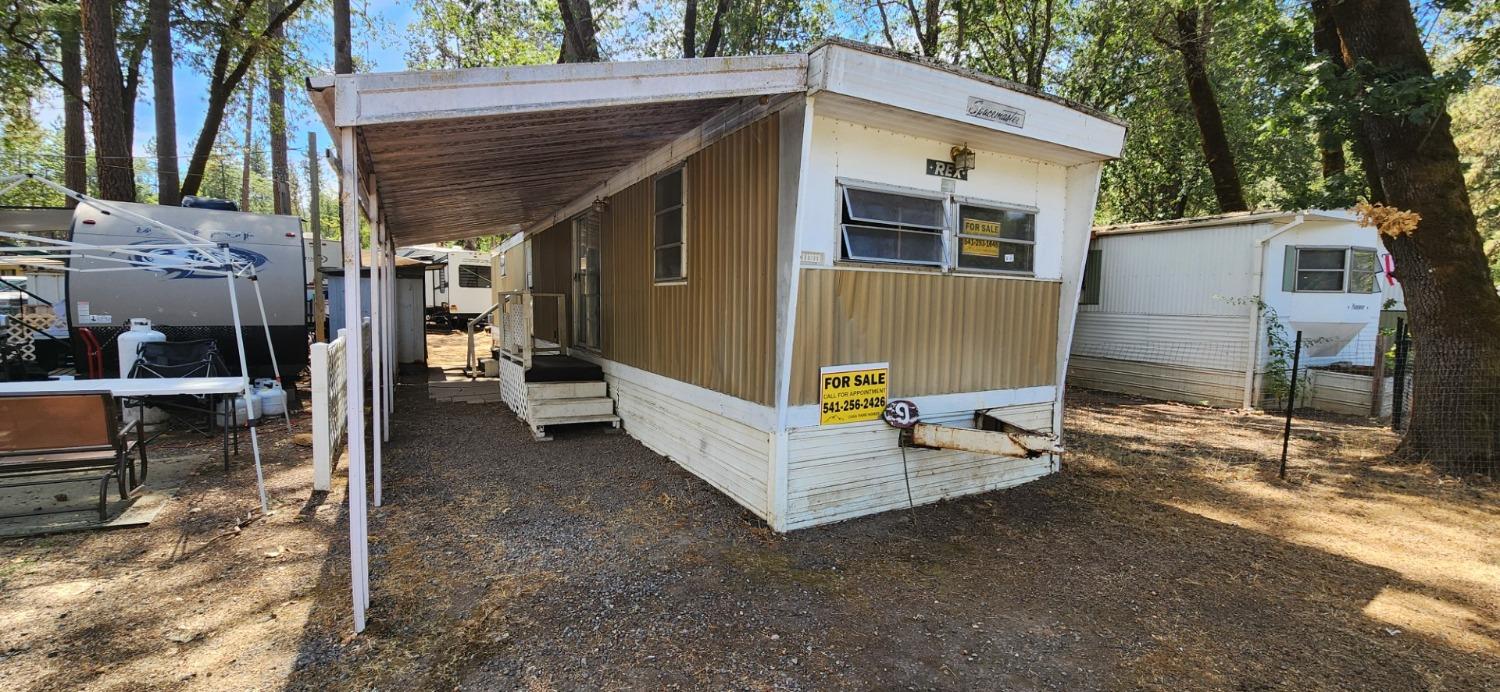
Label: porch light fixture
xmin=950 ymin=145 xmax=977 ymax=174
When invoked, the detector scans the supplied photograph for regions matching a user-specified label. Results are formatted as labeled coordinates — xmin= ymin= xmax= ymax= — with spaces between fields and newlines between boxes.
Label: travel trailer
xmin=397 ymin=245 xmax=493 ymax=328
xmin=64 ymin=201 xmax=309 ymax=382
xmin=1071 ymin=209 xmax=1405 ymax=409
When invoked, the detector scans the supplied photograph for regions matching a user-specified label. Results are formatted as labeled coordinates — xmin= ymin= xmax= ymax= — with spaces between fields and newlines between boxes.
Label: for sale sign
xmin=819 ymin=363 xmax=890 ymax=425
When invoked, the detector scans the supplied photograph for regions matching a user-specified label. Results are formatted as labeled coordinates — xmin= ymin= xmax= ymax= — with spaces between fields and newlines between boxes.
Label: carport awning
xmin=308 ymin=55 xmax=809 ymax=246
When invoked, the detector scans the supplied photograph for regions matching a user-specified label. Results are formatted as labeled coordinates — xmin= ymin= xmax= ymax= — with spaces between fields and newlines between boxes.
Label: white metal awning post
xmin=368 ymin=179 xmax=384 ymax=509
xmin=383 ymin=235 xmax=394 ymax=440
xmin=340 ymin=127 xmax=370 ymax=632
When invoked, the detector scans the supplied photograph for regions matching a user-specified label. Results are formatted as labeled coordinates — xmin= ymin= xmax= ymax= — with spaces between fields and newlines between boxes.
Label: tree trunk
xmin=920 ymin=0 xmax=940 ymax=57
xmin=1328 ymin=0 xmax=1500 ymax=472
xmin=241 ymin=83 xmax=254 ymax=211
xmin=1309 ymin=0 xmax=1346 ymax=179
xmin=178 ymin=0 xmax=308 ymax=199
xmin=683 ymin=0 xmax=698 ymax=57
xmin=80 ymin=0 xmax=135 ymax=201
xmin=558 ymin=0 xmax=601 ymax=62
xmin=1310 ymin=0 xmax=1384 ymax=202
xmin=1173 ymin=8 xmax=1247 ymax=213
xmin=58 ymin=14 xmax=86 ymax=205
xmin=149 ymin=0 xmax=179 ymax=205
xmin=702 ymin=0 xmax=731 ymax=57
xmin=268 ymin=0 xmax=290 ymax=214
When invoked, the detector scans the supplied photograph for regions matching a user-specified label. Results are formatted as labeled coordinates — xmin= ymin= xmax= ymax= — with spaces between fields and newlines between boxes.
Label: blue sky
xmin=36 ymin=0 xmax=419 ymax=192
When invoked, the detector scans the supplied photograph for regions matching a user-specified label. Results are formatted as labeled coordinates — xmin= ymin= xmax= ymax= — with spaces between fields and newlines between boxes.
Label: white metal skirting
xmin=311 ymin=320 xmax=370 ymax=491
xmin=783 ymin=401 xmax=1055 ymax=530
xmin=606 ymin=373 xmax=772 ymax=520
xmin=1067 ymin=356 xmax=1247 ymax=408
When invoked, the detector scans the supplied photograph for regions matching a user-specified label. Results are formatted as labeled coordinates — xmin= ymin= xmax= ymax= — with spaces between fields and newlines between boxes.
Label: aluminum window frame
xmin=1293 ymin=245 xmax=1353 ymax=293
xmin=1348 ymin=246 xmax=1380 ymax=294
xmin=835 ymin=180 xmax=951 ymax=269
xmin=652 ymin=164 xmax=688 ymax=284
xmin=951 ymin=198 xmax=1038 ymax=276
xmin=457 ymin=263 xmax=492 ymax=289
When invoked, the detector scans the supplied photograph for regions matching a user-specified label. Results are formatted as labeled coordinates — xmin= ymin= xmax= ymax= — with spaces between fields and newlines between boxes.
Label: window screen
xmin=1294 ymin=248 xmax=1348 ymax=291
xmin=840 ymin=187 xmax=945 ymax=266
xmin=956 ymin=204 xmax=1035 ymax=273
xmin=654 ymin=168 xmax=685 ymax=282
xmin=458 ymin=264 xmax=491 ymax=289
xmin=1349 ymin=248 xmax=1378 ymax=293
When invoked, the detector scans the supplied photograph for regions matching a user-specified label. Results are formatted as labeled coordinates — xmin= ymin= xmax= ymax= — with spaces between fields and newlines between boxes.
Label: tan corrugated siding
xmin=790 ymin=269 xmax=1060 ymax=405
xmin=601 ymin=114 xmax=779 ymax=405
xmin=531 ymin=221 xmax=571 ymax=343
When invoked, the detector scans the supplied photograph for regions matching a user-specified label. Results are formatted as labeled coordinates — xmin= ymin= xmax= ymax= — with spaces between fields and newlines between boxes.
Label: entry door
xmin=572 ymin=211 xmax=602 ymax=350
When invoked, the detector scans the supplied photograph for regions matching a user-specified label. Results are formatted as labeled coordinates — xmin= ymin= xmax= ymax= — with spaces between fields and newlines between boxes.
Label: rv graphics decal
xmin=117 ymin=241 xmax=270 ymax=280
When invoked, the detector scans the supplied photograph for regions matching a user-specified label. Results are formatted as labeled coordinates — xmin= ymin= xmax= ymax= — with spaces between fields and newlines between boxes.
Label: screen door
xmin=572 ymin=211 xmax=602 ymax=350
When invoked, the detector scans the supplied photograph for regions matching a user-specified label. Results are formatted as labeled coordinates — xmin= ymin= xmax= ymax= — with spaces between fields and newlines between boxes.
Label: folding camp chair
xmin=125 ymin=340 xmax=238 ymax=465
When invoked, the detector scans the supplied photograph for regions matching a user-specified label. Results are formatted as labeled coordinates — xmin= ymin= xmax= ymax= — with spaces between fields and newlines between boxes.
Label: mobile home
xmin=1070 ymin=210 xmax=1405 ymax=409
xmin=310 ymin=40 xmax=1126 ymax=530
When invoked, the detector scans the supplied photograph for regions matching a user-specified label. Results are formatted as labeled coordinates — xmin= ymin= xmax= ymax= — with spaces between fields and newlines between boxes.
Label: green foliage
xmin=406 ymin=0 xmax=562 ymax=68
xmin=1450 ymin=83 xmax=1500 ymax=284
xmin=0 ymin=109 xmax=69 ymax=207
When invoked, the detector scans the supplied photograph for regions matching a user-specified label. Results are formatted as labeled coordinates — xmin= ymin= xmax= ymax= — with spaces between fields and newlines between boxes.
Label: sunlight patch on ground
xmin=1363 ymin=586 xmax=1500 ymax=656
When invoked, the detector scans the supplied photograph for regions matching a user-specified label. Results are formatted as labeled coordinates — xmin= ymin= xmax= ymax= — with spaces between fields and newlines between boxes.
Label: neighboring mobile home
xmin=309 ymin=40 xmax=1126 ymax=531
xmin=1070 ymin=210 xmax=1405 ymax=409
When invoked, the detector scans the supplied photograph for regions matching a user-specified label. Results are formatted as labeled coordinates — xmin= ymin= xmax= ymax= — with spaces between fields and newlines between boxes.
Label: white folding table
xmin=0 ymin=377 xmax=248 ymax=468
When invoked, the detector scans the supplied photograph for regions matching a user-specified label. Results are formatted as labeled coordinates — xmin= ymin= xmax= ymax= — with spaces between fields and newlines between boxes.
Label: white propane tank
xmin=253 ymin=378 xmax=286 ymax=417
xmin=117 ymin=318 xmax=165 ymax=376
xmin=118 ymin=318 xmax=167 ymax=426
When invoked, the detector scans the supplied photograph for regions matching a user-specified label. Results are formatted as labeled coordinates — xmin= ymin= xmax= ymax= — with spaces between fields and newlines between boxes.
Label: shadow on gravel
xmin=282 ymin=386 xmax=1500 ymax=690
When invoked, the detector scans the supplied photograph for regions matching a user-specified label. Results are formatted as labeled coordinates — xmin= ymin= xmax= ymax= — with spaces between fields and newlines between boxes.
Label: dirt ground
xmin=2 ymin=334 xmax=1496 ymax=689
xmin=0 ymin=408 xmax=347 ymax=690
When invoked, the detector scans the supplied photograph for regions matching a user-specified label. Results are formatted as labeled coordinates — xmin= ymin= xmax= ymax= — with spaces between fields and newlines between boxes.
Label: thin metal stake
xmin=1279 ymin=330 xmax=1303 ymax=480
xmin=1391 ymin=319 xmax=1409 ymax=432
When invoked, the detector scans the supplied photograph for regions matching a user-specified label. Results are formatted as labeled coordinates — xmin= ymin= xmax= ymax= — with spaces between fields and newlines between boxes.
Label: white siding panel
xmin=784 ymin=402 xmax=1055 ymax=530
xmin=1068 ymin=356 xmax=1248 ymax=407
xmin=1071 ymin=312 xmax=1251 ymax=372
xmin=608 ymin=373 xmax=772 ymax=519
xmin=1082 ymin=224 xmax=1264 ymax=317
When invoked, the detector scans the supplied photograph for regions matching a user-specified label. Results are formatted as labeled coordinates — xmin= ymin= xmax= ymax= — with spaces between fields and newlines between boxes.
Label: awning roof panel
xmin=361 ymin=99 xmax=738 ymax=244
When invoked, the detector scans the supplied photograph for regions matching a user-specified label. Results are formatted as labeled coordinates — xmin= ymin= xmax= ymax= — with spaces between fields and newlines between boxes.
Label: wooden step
xmin=530 ymin=396 xmax=614 ymax=421
xmin=526 ymin=381 xmax=607 ymax=400
xmin=429 ymin=378 xmax=502 ymax=403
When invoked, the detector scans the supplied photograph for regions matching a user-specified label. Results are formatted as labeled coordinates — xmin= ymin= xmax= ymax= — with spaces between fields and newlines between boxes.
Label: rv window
xmin=1294 ymin=248 xmax=1348 ymax=292
xmin=654 ymin=167 xmax=686 ymax=282
xmin=458 ymin=264 xmax=491 ymax=289
xmin=840 ymin=187 xmax=945 ymax=266
xmin=956 ymin=204 xmax=1035 ymax=273
xmin=1349 ymin=248 xmax=1378 ymax=293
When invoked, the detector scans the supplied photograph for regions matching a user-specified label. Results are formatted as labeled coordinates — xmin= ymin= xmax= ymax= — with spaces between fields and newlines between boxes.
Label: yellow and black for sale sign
xmin=819 ymin=363 xmax=890 ymax=425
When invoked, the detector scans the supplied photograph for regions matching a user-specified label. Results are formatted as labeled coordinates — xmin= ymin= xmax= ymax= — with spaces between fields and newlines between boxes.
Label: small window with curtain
xmin=956 ymin=203 xmax=1035 ymax=273
xmin=458 ymin=264 xmax=492 ymax=289
xmin=653 ymin=167 xmax=686 ymax=282
xmin=840 ymin=186 xmax=946 ymax=266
